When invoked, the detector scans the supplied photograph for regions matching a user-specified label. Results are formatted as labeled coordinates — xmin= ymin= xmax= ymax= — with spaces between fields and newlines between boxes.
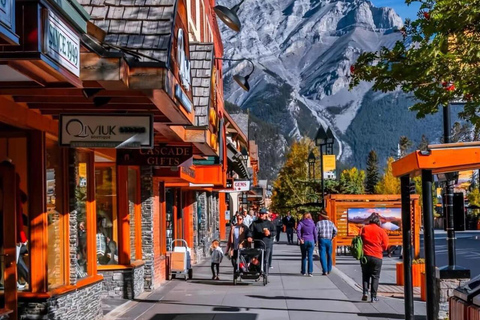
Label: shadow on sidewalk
xmin=188 ymin=279 xmax=249 ymax=286
xmin=147 ymin=313 xmax=258 ymax=320
xmin=247 ymin=295 xmax=354 ymax=303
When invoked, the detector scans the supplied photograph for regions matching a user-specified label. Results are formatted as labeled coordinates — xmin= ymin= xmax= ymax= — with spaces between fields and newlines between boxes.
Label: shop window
xmin=75 ymin=151 xmax=90 ymax=279
xmin=166 ymin=189 xmax=174 ymax=251
xmin=95 ymin=164 xmax=118 ymax=265
xmin=128 ymin=167 xmax=141 ymax=261
xmin=46 ymin=138 xmax=65 ymax=289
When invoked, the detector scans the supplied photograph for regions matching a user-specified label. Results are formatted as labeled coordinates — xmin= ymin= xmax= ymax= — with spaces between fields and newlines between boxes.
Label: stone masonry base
xmin=18 ymin=281 xmax=103 ymax=320
xmin=436 ymin=277 xmax=470 ymax=320
xmin=98 ymin=265 xmax=144 ymax=299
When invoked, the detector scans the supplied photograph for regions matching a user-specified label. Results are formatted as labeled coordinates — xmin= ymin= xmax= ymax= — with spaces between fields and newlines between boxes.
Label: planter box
xmin=396 ymin=262 xmax=425 ymax=287
xmin=420 ymin=272 xmax=426 ymax=301
xmin=412 ymin=263 xmax=425 ymax=287
xmin=396 ymin=262 xmax=404 ymax=286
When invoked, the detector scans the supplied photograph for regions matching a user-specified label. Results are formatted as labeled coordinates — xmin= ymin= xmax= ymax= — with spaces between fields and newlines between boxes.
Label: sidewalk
xmin=105 ymin=237 xmax=427 ymax=320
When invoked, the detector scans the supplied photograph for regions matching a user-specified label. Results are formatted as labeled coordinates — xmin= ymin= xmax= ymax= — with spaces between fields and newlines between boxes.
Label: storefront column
xmin=219 ymin=193 xmax=226 ymax=241
xmin=140 ymin=166 xmax=157 ymax=290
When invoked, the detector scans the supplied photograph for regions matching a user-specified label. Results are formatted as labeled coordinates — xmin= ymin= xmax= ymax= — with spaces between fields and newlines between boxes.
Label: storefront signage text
xmin=60 ymin=114 xmax=153 ymax=148
xmin=234 ymin=180 xmax=250 ymax=192
xmin=44 ymin=10 xmax=80 ymax=76
xmin=0 ymin=0 xmax=12 ymax=29
xmin=117 ymin=144 xmax=193 ymax=167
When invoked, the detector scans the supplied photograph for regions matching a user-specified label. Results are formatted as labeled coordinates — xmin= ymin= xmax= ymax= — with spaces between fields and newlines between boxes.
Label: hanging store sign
xmin=226 ymin=178 xmax=233 ymax=189
xmin=43 ymin=9 xmax=80 ymax=76
xmin=234 ymin=180 xmax=250 ymax=192
xmin=177 ymin=29 xmax=191 ymax=91
xmin=59 ymin=114 xmax=154 ymax=148
xmin=0 ymin=0 xmax=13 ymax=30
xmin=175 ymin=84 xmax=193 ymax=113
xmin=117 ymin=144 xmax=193 ymax=167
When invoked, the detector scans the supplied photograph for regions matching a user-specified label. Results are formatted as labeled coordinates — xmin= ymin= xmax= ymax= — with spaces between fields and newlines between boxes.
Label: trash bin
xmin=454 ymin=274 xmax=480 ymax=302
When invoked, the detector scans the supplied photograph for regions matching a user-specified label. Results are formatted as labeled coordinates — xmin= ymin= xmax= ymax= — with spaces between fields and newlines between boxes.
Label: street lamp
xmin=213 ymin=0 xmax=246 ymax=32
xmin=308 ymin=150 xmax=316 ymax=180
xmin=315 ymin=126 xmax=327 ymax=208
xmin=215 ymin=58 xmax=255 ymax=92
xmin=326 ymin=127 xmax=335 ymax=155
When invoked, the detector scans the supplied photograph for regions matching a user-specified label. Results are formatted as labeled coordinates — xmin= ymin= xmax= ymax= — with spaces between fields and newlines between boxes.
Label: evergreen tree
xmin=375 ymin=157 xmax=401 ymax=194
xmin=365 ymin=150 xmax=380 ymax=194
xmin=399 ymin=136 xmax=412 ymax=158
xmin=418 ymin=134 xmax=429 ymax=151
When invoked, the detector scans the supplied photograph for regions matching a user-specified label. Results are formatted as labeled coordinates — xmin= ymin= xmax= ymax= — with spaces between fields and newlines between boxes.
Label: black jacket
xmin=282 ymin=216 xmax=296 ymax=229
xmin=250 ymin=219 xmax=275 ymax=247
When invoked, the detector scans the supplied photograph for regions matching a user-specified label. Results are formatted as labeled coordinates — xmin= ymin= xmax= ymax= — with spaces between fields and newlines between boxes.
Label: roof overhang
xmin=392 ymin=142 xmax=480 ymax=178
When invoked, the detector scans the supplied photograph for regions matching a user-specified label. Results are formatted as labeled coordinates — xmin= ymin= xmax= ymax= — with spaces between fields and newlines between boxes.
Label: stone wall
xmin=436 ymin=277 xmax=470 ymax=320
xmin=141 ymin=166 xmax=155 ymax=290
xmin=18 ymin=282 xmax=103 ymax=320
xmin=98 ymin=265 xmax=144 ymax=299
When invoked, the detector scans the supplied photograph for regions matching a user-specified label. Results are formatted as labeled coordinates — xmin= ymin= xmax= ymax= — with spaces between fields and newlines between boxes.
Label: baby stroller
xmin=233 ymin=240 xmax=267 ymax=286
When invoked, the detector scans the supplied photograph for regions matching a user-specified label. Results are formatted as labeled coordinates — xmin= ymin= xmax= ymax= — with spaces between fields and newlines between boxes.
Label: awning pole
xmin=400 ymin=175 xmax=415 ymax=320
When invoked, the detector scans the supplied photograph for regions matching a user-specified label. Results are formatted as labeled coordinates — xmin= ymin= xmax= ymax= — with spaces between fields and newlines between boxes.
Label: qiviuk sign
xmin=59 ymin=114 xmax=154 ymax=148
xmin=44 ymin=10 xmax=80 ymax=76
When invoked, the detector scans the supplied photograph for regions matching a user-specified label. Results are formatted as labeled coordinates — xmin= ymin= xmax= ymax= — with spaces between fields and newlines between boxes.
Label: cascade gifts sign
xmin=117 ymin=144 xmax=193 ymax=167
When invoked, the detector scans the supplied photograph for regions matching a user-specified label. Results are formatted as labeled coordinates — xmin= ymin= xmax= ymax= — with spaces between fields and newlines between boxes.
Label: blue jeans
xmin=300 ymin=240 xmax=314 ymax=274
xmin=319 ymin=238 xmax=333 ymax=273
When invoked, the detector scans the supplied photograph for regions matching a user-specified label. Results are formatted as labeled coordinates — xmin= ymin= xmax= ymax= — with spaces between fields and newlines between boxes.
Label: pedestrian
xmin=210 ymin=239 xmax=223 ymax=280
xmin=249 ymin=208 xmax=275 ymax=274
xmin=316 ymin=209 xmax=337 ymax=275
xmin=244 ymin=209 xmax=254 ymax=227
xmin=297 ymin=212 xmax=317 ymax=277
xmin=274 ymin=214 xmax=283 ymax=243
xmin=360 ymin=213 xmax=389 ymax=302
xmin=226 ymin=214 xmax=250 ymax=272
xmin=267 ymin=211 xmax=276 ymax=269
xmin=282 ymin=211 xmax=296 ymax=244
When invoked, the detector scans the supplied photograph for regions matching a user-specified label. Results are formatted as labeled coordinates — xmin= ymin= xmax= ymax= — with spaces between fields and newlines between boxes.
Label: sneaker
xmin=322 ymin=272 xmax=327 ymax=276
xmin=308 ymin=274 xmax=313 ymax=277
xmin=212 ymin=276 xmax=216 ymax=280
xmin=371 ymin=297 xmax=379 ymax=303
xmin=215 ymin=276 xmax=220 ymax=280
xmin=361 ymin=295 xmax=368 ymax=301
xmin=301 ymin=273 xmax=306 ymax=276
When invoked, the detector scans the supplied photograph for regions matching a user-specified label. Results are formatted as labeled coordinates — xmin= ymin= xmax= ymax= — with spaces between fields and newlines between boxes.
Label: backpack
xmin=350 ymin=236 xmax=367 ymax=264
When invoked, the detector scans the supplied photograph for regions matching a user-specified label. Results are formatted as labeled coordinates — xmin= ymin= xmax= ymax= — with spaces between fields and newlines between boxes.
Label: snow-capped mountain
xmin=219 ymin=0 xmax=445 ymax=180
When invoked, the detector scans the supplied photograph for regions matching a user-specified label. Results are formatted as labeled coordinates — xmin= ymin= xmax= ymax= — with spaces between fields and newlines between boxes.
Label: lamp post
xmin=215 ymin=58 xmax=255 ymax=92
xmin=308 ymin=151 xmax=316 ymax=180
xmin=315 ymin=126 xmax=327 ymax=208
xmin=240 ymin=146 xmax=249 ymax=211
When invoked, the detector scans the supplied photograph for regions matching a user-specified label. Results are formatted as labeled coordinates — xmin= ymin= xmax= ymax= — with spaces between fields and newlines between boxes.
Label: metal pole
xmin=400 ymin=175 xmax=414 ymax=320
xmin=443 ymin=105 xmax=456 ymax=268
xmin=320 ymin=144 xmax=325 ymax=208
xmin=422 ymin=170 xmax=437 ymax=320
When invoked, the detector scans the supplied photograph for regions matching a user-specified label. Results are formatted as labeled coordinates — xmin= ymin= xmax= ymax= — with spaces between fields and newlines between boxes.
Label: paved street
xmin=426 ymin=231 xmax=480 ymax=276
xmin=106 ymin=239 xmax=426 ymax=320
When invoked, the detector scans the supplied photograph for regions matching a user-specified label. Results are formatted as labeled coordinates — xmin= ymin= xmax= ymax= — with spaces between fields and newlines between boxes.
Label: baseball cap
xmin=259 ymin=208 xmax=268 ymax=214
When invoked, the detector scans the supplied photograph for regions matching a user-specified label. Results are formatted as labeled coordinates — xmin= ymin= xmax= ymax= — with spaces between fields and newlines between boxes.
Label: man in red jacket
xmin=360 ymin=213 xmax=389 ymax=302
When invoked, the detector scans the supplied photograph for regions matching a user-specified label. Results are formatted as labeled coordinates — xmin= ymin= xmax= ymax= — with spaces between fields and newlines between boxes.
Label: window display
xmin=46 ymin=138 xmax=65 ymax=289
xmin=75 ymin=152 xmax=89 ymax=279
xmin=95 ymin=164 xmax=118 ymax=265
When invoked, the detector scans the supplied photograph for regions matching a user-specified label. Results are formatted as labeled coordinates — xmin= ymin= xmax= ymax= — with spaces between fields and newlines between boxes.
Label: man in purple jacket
xmin=297 ymin=212 xmax=318 ymax=277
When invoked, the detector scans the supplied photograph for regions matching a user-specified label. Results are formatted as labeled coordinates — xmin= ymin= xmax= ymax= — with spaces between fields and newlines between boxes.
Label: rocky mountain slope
xmin=219 ymin=0 xmax=444 ymax=180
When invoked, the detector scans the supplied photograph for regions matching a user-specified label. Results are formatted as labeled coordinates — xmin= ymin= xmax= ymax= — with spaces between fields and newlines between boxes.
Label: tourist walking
xmin=297 ymin=212 xmax=317 ymax=277
xmin=244 ymin=209 xmax=255 ymax=227
xmin=210 ymin=240 xmax=223 ymax=280
xmin=360 ymin=213 xmax=389 ymax=302
xmin=282 ymin=212 xmax=296 ymax=244
xmin=226 ymin=215 xmax=250 ymax=271
xmin=274 ymin=214 xmax=283 ymax=242
xmin=316 ymin=209 xmax=337 ymax=275
xmin=249 ymin=208 xmax=275 ymax=274
xmin=267 ymin=211 xmax=276 ymax=269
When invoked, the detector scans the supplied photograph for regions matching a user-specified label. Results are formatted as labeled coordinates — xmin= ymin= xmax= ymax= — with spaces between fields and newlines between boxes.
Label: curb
xmin=332 ymin=266 xmax=362 ymax=293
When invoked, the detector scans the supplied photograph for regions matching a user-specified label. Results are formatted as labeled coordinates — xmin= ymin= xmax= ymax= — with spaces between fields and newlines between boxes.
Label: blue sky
xmin=370 ymin=0 xmax=421 ymax=21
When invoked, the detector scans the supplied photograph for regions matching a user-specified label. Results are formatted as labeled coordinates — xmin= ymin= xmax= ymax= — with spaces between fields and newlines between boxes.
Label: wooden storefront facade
xmin=0 ymin=0 xmax=241 ymax=318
